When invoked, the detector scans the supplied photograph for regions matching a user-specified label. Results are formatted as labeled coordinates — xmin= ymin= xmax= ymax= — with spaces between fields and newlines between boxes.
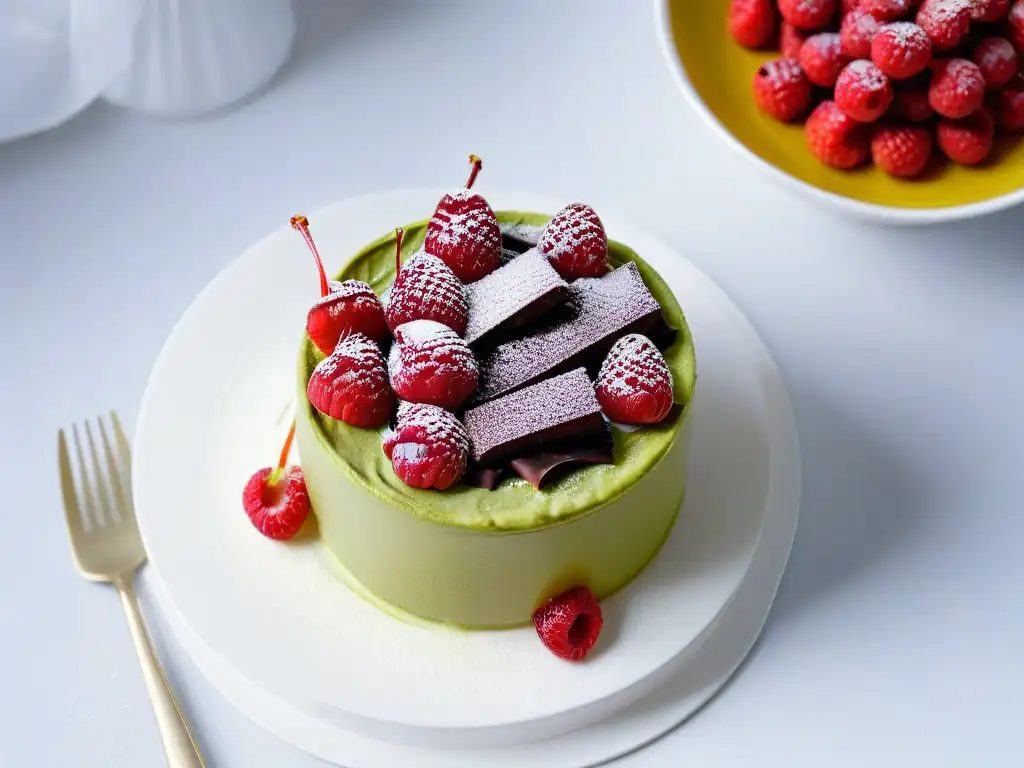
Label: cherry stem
xmin=267 ymin=421 xmax=297 ymax=487
xmin=290 ymin=215 xmax=330 ymax=298
xmin=465 ymin=154 xmax=483 ymax=190
xmin=394 ymin=227 xmax=404 ymax=277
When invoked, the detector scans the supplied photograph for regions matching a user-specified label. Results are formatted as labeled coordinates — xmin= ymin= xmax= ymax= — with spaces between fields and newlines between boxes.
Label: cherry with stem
xmin=290 ymin=215 xmax=330 ymax=299
xmin=465 ymin=154 xmax=483 ymax=190
xmin=394 ymin=227 xmax=404 ymax=278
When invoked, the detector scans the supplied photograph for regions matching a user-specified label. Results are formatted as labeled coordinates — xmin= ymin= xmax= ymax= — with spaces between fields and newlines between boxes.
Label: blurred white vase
xmin=101 ymin=0 xmax=296 ymax=117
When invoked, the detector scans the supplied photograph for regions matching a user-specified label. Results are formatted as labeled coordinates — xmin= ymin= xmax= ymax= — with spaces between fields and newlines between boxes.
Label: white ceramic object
xmin=102 ymin=0 xmax=295 ymax=117
xmin=652 ymin=0 xmax=1024 ymax=226
xmin=132 ymin=189 xmax=801 ymax=764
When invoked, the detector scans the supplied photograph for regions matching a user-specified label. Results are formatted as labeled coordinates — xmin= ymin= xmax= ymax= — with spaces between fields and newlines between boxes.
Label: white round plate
xmin=133 ymin=189 xmax=800 ymax=764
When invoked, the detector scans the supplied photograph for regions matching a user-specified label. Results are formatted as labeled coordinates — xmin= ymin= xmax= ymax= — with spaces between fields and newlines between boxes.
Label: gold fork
xmin=58 ymin=412 xmax=205 ymax=768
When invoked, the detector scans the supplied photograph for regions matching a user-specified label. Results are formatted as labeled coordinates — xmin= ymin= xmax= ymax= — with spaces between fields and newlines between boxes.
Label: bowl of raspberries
xmin=657 ymin=0 xmax=1024 ymax=223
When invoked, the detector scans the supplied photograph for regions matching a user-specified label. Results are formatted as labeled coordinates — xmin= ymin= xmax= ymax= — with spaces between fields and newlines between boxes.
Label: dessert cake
xmin=242 ymin=157 xmax=696 ymax=660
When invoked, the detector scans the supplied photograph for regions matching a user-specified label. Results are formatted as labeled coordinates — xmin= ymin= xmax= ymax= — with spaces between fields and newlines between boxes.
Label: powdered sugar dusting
xmin=974 ymin=37 xmax=1016 ymax=70
xmin=389 ymin=320 xmax=479 ymax=408
xmin=386 ymin=251 xmax=468 ymax=332
xmin=757 ymin=57 xmax=806 ymax=89
xmin=537 ymin=203 xmax=608 ymax=278
xmin=843 ymin=59 xmax=888 ymax=90
xmin=393 ymin=402 xmax=470 ymax=454
xmin=881 ymin=21 xmax=929 ymax=48
xmin=920 ymin=0 xmax=970 ymax=21
xmin=596 ymin=334 xmax=671 ymax=396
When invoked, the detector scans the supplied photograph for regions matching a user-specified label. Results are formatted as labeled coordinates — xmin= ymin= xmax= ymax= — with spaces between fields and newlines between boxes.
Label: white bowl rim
xmin=653 ymin=0 xmax=1024 ymax=226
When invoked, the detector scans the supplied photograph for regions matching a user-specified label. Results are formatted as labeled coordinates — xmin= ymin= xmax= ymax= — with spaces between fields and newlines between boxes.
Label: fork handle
xmin=116 ymin=577 xmax=206 ymax=768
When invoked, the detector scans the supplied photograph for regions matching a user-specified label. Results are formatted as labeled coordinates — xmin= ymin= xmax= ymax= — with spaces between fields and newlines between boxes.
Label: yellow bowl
xmin=655 ymin=0 xmax=1024 ymax=224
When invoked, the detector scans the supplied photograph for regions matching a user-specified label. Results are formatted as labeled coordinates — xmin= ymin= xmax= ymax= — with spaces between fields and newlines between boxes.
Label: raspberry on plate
xmin=1010 ymin=2 xmax=1024 ymax=52
xmin=973 ymin=38 xmax=1020 ymax=90
xmin=871 ymin=124 xmax=935 ymax=176
xmin=388 ymin=320 xmax=479 ymax=411
xmin=537 ymin=203 xmax=609 ymax=281
xmin=841 ymin=9 xmax=884 ymax=58
xmin=872 ymin=22 xmax=933 ymax=78
xmin=595 ymin=334 xmax=674 ymax=426
xmin=835 ymin=59 xmax=895 ymax=121
xmin=752 ymin=58 xmax=813 ymax=121
xmin=241 ymin=423 xmax=310 ymax=541
xmin=382 ymin=403 xmax=469 ymax=491
xmin=971 ymin=0 xmax=1011 ymax=22
xmin=916 ymin=0 xmax=972 ymax=52
xmin=991 ymin=76 xmax=1024 ymax=129
xmin=532 ymin=586 xmax=604 ymax=662
xmin=806 ymin=100 xmax=873 ymax=167
xmin=929 ymin=58 xmax=987 ymax=117
xmin=728 ymin=0 xmax=776 ymax=48
xmin=801 ymin=33 xmax=849 ymax=86
xmin=937 ymin=107 xmax=996 ymax=163
xmin=862 ymin=0 xmax=914 ymax=20
xmin=307 ymin=332 xmax=394 ymax=429
xmin=781 ymin=22 xmax=812 ymax=58
xmin=386 ymin=232 xmax=469 ymax=336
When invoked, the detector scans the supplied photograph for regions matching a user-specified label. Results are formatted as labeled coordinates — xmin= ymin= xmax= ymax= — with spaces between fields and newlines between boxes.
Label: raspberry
xmin=532 ymin=586 xmax=604 ymax=662
xmin=779 ymin=0 xmax=838 ymax=30
xmin=728 ymin=0 xmax=777 ymax=48
xmin=307 ymin=332 xmax=394 ymax=429
xmin=971 ymin=0 xmax=1011 ymax=22
xmin=872 ymin=22 xmax=933 ymax=78
xmin=929 ymin=58 xmax=987 ymax=116
xmin=386 ymin=247 xmax=469 ymax=336
xmin=242 ymin=465 xmax=311 ymax=541
xmin=801 ymin=33 xmax=849 ymax=85
xmin=595 ymin=334 xmax=675 ymax=426
xmin=843 ymin=0 xmax=863 ymax=11
xmin=991 ymin=76 xmax=1024 ymax=129
xmin=388 ymin=320 xmax=479 ymax=411
xmin=937 ymin=106 xmax=996 ymax=162
xmin=871 ymin=124 xmax=935 ymax=176
xmin=835 ymin=59 xmax=895 ymax=120
xmin=973 ymin=37 xmax=1019 ymax=89
xmin=781 ymin=21 xmax=812 ymax=57
xmin=382 ymin=403 xmax=469 ymax=491
xmin=892 ymin=82 xmax=937 ymax=120
xmin=1006 ymin=2 xmax=1024 ymax=51
xmin=862 ymin=0 xmax=914 ymax=20
xmin=537 ymin=203 xmax=609 ymax=281
xmin=752 ymin=58 xmax=813 ymax=121
xmin=841 ymin=9 xmax=883 ymax=58
xmin=916 ymin=0 xmax=972 ymax=51
xmin=806 ymin=100 xmax=873 ymax=167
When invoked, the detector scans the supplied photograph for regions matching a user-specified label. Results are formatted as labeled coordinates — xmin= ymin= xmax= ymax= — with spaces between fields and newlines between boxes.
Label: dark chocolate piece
xmin=464 ymin=249 xmax=569 ymax=348
xmin=463 ymin=368 xmax=605 ymax=466
xmin=500 ymin=223 xmax=545 ymax=254
xmin=475 ymin=262 xmax=661 ymax=403
xmin=646 ymin=316 xmax=679 ymax=351
xmin=463 ymin=465 xmax=505 ymax=490
xmin=510 ymin=426 xmax=614 ymax=489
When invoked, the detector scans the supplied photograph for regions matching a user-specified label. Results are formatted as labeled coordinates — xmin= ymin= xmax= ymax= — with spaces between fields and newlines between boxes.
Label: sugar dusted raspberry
xmin=386 ymin=249 xmax=469 ymax=336
xmin=916 ymin=0 xmax=972 ymax=52
xmin=842 ymin=9 xmax=884 ymax=58
xmin=973 ymin=37 xmax=1019 ymax=89
xmin=752 ymin=58 xmax=813 ymax=121
xmin=929 ymin=58 xmax=986 ymax=117
xmin=862 ymin=0 xmax=914 ymax=20
xmin=892 ymin=81 xmax=936 ymax=120
xmin=1009 ymin=2 xmax=1024 ymax=52
xmin=779 ymin=0 xmax=838 ymax=30
xmin=388 ymin=320 xmax=479 ymax=411
xmin=781 ymin=21 xmax=812 ymax=57
xmin=871 ymin=124 xmax=935 ymax=176
xmin=801 ymin=33 xmax=849 ymax=86
xmin=595 ymin=334 xmax=675 ymax=426
xmin=537 ymin=203 xmax=609 ymax=281
xmin=806 ymin=100 xmax=873 ymax=167
xmin=728 ymin=0 xmax=777 ymax=48
xmin=872 ymin=22 xmax=933 ymax=78
xmin=383 ymin=403 xmax=469 ymax=491
xmin=937 ymin=106 xmax=996 ymax=162
xmin=992 ymin=77 xmax=1024 ymax=129
xmin=307 ymin=333 xmax=394 ymax=429
xmin=971 ymin=0 xmax=1011 ymax=22
xmin=835 ymin=59 xmax=895 ymax=121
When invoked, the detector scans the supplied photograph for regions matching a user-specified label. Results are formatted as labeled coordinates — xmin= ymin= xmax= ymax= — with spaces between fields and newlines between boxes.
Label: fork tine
xmin=98 ymin=417 xmax=126 ymax=524
xmin=111 ymin=411 xmax=134 ymax=514
xmin=72 ymin=424 xmax=97 ymax=530
xmin=58 ymin=430 xmax=86 ymax=539
xmin=85 ymin=421 xmax=113 ymax=526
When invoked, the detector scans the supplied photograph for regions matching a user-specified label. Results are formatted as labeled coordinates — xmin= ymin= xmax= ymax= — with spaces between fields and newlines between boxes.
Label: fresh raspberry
xmin=973 ymin=37 xmax=1020 ymax=89
xmin=305 ymin=281 xmax=387 ymax=356
xmin=801 ymin=33 xmax=849 ymax=85
xmin=781 ymin=21 xmax=812 ymax=57
xmin=872 ymin=22 xmax=933 ymax=78
xmin=242 ymin=466 xmax=310 ymax=541
xmin=779 ymin=0 xmax=838 ymax=30
xmin=929 ymin=58 xmax=987 ymax=116
xmin=751 ymin=58 xmax=813 ymax=121
xmin=892 ymin=81 xmax=937 ymax=119
xmin=841 ymin=9 xmax=883 ymax=58
xmin=423 ymin=155 xmax=502 ymax=284
xmin=806 ymin=100 xmax=873 ymax=167
xmin=843 ymin=0 xmax=863 ymax=12
xmin=595 ymin=334 xmax=675 ymax=426
xmin=871 ymin=124 xmax=935 ymax=175
xmin=388 ymin=320 xmax=479 ymax=411
xmin=382 ymin=403 xmax=469 ymax=491
xmin=835 ymin=59 xmax=895 ymax=120
xmin=537 ymin=203 xmax=609 ymax=280
xmin=937 ymin=106 xmax=996 ymax=162
xmin=917 ymin=0 xmax=972 ymax=51
xmin=727 ymin=0 xmax=777 ymax=48
xmin=971 ymin=0 xmax=1011 ymax=22
xmin=862 ymin=0 xmax=914 ymax=20
xmin=307 ymin=332 xmax=394 ymax=428
xmin=991 ymin=76 xmax=1024 ymax=129
xmin=1009 ymin=2 xmax=1024 ymax=52
xmin=386 ymin=248 xmax=469 ymax=336
xmin=532 ymin=586 xmax=604 ymax=662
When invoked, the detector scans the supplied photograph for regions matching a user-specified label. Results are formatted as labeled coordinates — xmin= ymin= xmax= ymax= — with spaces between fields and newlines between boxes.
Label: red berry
xmin=595 ymin=334 xmax=674 ymax=426
xmin=779 ymin=0 xmax=838 ymax=29
xmin=386 ymin=237 xmax=469 ymax=336
xmin=727 ymin=0 xmax=777 ymax=48
xmin=836 ymin=60 xmax=895 ymax=120
xmin=382 ymin=403 xmax=469 ymax=491
xmin=806 ymin=100 xmax=873 ymax=167
xmin=423 ymin=155 xmax=502 ymax=284
xmin=388 ymin=320 xmax=479 ymax=411
xmin=307 ymin=333 xmax=394 ymax=429
xmin=532 ymin=586 xmax=604 ymax=662
xmin=537 ymin=203 xmax=610 ymax=280
xmin=937 ymin=106 xmax=996 ymax=162
xmin=972 ymin=0 xmax=1011 ymax=22
xmin=991 ymin=76 xmax=1024 ymax=129
xmin=862 ymin=0 xmax=914 ymax=20
xmin=842 ymin=9 xmax=884 ymax=58
xmin=305 ymin=281 xmax=388 ymax=356
xmin=843 ymin=0 xmax=863 ymax=12
xmin=752 ymin=58 xmax=813 ymax=121
xmin=973 ymin=37 xmax=1019 ymax=89
xmin=781 ymin=21 xmax=812 ymax=57
xmin=242 ymin=466 xmax=310 ymax=540
xmin=892 ymin=82 xmax=936 ymax=119
xmin=929 ymin=58 xmax=987 ymax=116
xmin=1009 ymin=2 xmax=1024 ymax=51
xmin=871 ymin=124 xmax=935 ymax=176
xmin=917 ymin=0 xmax=972 ymax=51
xmin=801 ymin=33 xmax=849 ymax=86
xmin=872 ymin=22 xmax=933 ymax=78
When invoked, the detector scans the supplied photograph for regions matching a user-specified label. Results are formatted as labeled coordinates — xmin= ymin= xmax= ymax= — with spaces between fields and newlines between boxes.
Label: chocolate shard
xmin=475 ymin=262 xmax=661 ymax=403
xmin=510 ymin=425 xmax=614 ymax=489
xmin=500 ymin=222 xmax=545 ymax=255
xmin=464 ymin=249 xmax=570 ymax=348
xmin=463 ymin=465 xmax=505 ymax=490
xmin=463 ymin=368 xmax=605 ymax=466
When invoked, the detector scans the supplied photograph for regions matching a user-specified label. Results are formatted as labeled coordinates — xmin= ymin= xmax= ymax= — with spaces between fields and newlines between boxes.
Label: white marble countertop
xmin=2 ymin=1 xmax=1022 ymax=765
